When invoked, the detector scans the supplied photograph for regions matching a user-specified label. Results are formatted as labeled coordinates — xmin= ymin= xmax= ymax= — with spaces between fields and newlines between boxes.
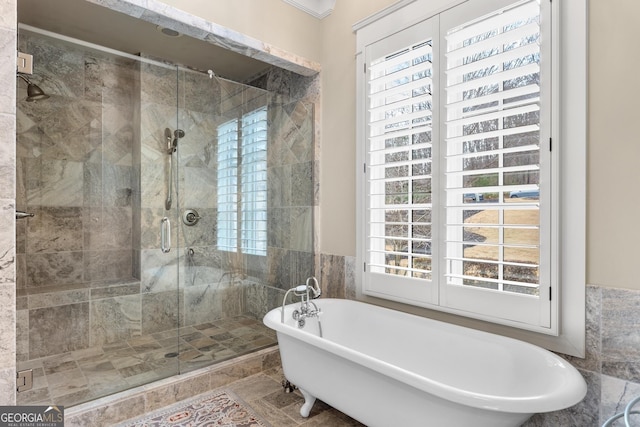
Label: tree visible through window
xmin=362 ymin=0 xmax=553 ymax=329
xmin=444 ymin=0 xmax=543 ymax=296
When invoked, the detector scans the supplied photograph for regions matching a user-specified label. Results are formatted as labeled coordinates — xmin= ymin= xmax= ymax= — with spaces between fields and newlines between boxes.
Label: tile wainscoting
xmin=321 ymin=252 xmax=640 ymax=426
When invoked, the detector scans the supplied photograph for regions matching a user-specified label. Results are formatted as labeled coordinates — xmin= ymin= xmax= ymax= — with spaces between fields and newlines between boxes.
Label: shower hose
xmin=602 ymin=395 xmax=640 ymax=426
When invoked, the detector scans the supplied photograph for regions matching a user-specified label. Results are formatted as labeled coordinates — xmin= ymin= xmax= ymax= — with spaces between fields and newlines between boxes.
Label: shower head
xmin=164 ymin=128 xmax=185 ymax=154
xmin=17 ymin=73 xmax=50 ymax=102
xmin=172 ymin=129 xmax=185 ymax=149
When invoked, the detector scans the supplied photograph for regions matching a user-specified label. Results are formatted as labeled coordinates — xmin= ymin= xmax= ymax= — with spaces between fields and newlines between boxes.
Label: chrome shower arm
xmin=17 ymin=73 xmax=31 ymax=84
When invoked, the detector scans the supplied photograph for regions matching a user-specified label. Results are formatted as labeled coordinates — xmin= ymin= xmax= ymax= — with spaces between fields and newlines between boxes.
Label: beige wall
xmin=161 ymin=0 xmax=640 ymax=290
xmin=317 ymin=0 xmax=398 ymax=256
xmin=587 ymin=0 xmax=640 ymax=290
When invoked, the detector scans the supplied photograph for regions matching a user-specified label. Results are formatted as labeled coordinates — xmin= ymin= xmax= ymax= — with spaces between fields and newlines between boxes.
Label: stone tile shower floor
xmin=17 ymin=315 xmax=277 ymax=408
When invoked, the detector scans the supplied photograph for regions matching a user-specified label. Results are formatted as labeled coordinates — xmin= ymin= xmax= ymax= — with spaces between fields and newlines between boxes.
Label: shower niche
xmin=15 ymin=26 xmax=316 ymax=406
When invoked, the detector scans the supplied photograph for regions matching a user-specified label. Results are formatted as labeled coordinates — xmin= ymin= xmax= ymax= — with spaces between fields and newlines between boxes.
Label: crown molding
xmin=282 ymin=0 xmax=336 ymax=19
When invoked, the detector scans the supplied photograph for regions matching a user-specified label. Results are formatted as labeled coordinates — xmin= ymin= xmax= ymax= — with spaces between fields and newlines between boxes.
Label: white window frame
xmin=354 ymin=0 xmax=586 ymax=357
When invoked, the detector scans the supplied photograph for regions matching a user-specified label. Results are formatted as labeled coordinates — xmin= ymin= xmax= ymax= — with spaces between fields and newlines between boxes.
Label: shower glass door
xmin=173 ymin=68 xmax=316 ymax=374
xmin=173 ymin=70 xmax=274 ymax=373
xmin=15 ymin=21 xmax=317 ymax=408
xmin=16 ymin=27 xmax=182 ymax=406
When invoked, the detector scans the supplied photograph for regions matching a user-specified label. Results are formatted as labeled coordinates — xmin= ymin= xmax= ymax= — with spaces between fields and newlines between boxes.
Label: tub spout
xmin=306 ymin=276 xmax=321 ymax=299
xmin=281 ymin=276 xmax=322 ymax=324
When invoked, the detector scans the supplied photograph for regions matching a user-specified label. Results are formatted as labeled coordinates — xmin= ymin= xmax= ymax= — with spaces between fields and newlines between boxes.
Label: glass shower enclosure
xmin=15 ymin=26 xmax=315 ymax=406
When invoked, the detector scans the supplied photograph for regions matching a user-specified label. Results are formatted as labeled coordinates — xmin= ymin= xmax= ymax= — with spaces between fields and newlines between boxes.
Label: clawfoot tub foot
xmin=298 ymin=387 xmax=316 ymax=417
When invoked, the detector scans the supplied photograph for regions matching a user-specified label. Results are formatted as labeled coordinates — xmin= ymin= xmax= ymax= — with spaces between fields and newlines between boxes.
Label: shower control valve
xmin=182 ymin=209 xmax=201 ymax=226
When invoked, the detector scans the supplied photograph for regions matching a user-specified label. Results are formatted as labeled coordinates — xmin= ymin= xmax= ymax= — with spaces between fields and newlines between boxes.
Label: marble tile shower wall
xmin=13 ymin=32 xmax=320 ymax=372
xmin=16 ymin=33 xmax=140 ymax=361
xmin=136 ymin=62 xmax=320 ymax=332
xmin=244 ymin=67 xmax=320 ymax=320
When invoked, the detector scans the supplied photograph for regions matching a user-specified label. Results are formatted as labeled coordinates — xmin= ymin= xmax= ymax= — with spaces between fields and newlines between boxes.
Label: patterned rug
xmin=117 ymin=389 xmax=271 ymax=427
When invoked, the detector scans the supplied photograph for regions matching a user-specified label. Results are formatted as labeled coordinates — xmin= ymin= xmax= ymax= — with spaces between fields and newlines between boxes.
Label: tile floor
xmin=120 ymin=367 xmax=365 ymax=427
xmin=16 ymin=315 xmax=277 ymax=408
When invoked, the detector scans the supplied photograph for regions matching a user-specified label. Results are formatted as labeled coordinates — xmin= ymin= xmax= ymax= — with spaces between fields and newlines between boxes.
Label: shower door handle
xmin=160 ymin=217 xmax=171 ymax=253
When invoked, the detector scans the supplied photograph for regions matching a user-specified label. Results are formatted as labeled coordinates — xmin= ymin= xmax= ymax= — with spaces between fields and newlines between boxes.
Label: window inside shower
xmin=15 ymin=26 xmax=316 ymax=407
xmin=216 ymin=107 xmax=268 ymax=256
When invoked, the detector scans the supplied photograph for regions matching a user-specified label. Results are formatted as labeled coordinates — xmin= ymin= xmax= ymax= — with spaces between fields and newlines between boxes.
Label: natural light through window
xmin=217 ymin=107 xmax=268 ymax=256
xmin=443 ymin=0 xmax=543 ymax=297
xmin=356 ymin=0 xmax=586 ymax=353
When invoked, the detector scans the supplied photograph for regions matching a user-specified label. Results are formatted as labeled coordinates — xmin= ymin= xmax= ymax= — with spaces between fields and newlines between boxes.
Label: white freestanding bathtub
xmin=263 ymin=298 xmax=587 ymax=427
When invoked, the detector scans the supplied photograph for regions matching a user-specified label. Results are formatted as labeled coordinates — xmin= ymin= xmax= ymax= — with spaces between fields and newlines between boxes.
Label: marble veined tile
xmin=268 ymin=165 xmax=292 ymax=208
xmin=140 ymin=149 xmax=169 ymax=209
xmin=0 ymin=113 xmax=15 ymax=199
xmin=139 ymin=207 xmax=165 ymax=249
xmin=602 ymin=287 xmax=640 ymax=363
xmin=86 ymin=0 xmax=149 ymax=20
xmin=26 ymin=251 xmax=84 ymax=288
xmin=600 ymin=375 xmax=640 ymax=426
xmin=181 ymin=167 xmax=216 ymax=208
xmin=345 ymin=256 xmax=356 ymax=300
xmin=84 ymin=250 xmax=133 ymax=282
xmin=140 ymin=249 xmax=179 ymax=293
xmin=25 ymin=158 xmax=84 ymax=207
xmin=84 ymin=206 xmax=133 ymax=251
xmin=179 ymin=208 xmax=217 ymax=248
xmin=320 ymin=253 xmax=345 ymax=299
xmin=90 ymin=295 xmax=141 ymax=346
xmin=29 ymin=302 xmax=90 ymax=358
xmin=140 ymin=64 xmax=179 ymax=107
xmin=0 ymin=202 xmax=14 ymax=284
xmin=0 ymin=0 xmax=16 ymax=30
xmin=0 ymin=28 xmax=16 ymax=116
xmin=26 ymin=206 xmax=83 ymax=253
xmin=268 ymin=207 xmax=290 ymax=249
xmin=0 ymin=284 xmax=15 ymax=367
xmin=28 ymin=288 xmax=89 ymax=309
xmin=141 ymin=290 xmax=181 ymax=335
xmin=291 ymin=162 xmax=314 ymax=207
xmin=140 ymin=102 xmax=176 ymax=146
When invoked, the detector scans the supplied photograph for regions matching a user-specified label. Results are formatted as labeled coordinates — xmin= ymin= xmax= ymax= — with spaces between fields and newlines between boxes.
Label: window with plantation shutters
xmin=217 ymin=119 xmax=239 ymax=252
xmin=361 ymin=0 xmax=557 ymax=330
xmin=217 ymin=107 xmax=268 ymax=256
xmin=365 ymin=17 xmax=440 ymax=304
xmin=240 ymin=107 xmax=268 ymax=256
xmin=440 ymin=0 xmax=551 ymax=326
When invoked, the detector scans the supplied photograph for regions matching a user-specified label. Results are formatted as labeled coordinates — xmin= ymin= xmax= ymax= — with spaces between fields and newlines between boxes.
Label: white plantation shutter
xmin=362 ymin=0 xmax=553 ymax=329
xmin=217 ymin=119 xmax=239 ymax=252
xmin=217 ymin=107 xmax=268 ymax=256
xmin=365 ymin=17 xmax=439 ymax=304
xmin=440 ymin=0 xmax=551 ymax=327
xmin=241 ymin=107 xmax=268 ymax=256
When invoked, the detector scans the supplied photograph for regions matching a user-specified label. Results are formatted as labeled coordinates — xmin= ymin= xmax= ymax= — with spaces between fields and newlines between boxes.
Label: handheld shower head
xmin=164 ymin=128 xmax=174 ymax=154
xmin=172 ymin=129 xmax=185 ymax=150
xmin=164 ymin=128 xmax=185 ymax=154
